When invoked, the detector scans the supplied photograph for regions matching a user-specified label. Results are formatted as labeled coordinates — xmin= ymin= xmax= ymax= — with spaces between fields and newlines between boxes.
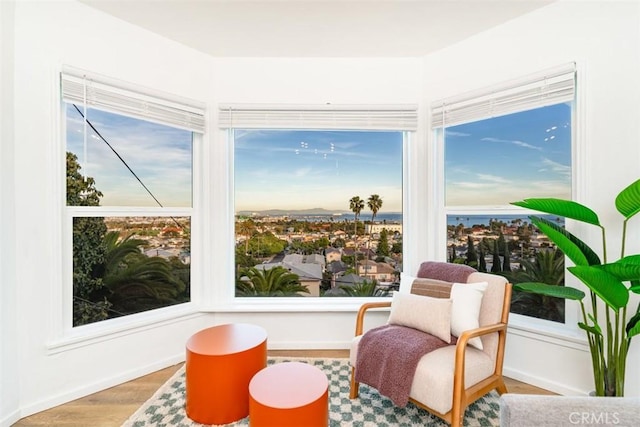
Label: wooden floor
xmin=13 ymin=349 xmax=554 ymax=426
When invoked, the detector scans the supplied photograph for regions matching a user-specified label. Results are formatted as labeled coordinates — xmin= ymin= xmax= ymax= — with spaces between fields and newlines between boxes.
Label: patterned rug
xmin=122 ymin=357 xmax=499 ymax=426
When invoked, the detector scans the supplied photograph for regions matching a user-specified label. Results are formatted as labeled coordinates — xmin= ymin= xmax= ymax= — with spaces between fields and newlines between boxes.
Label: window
xmin=62 ymin=67 xmax=204 ymax=327
xmin=433 ymin=64 xmax=575 ymax=323
xmin=221 ymin=105 xmax=416 ymax=299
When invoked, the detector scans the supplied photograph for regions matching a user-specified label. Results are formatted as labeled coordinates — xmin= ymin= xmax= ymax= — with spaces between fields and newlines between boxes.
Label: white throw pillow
xmin=450 ymin=281 xmax=488 ymax=350
xmin=388 ymin=292 xmax=452 ymax=343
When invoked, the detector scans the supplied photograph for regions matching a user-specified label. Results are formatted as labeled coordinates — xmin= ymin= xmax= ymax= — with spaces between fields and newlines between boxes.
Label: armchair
xmin=349 ymin=262 xmax=512 ymax=427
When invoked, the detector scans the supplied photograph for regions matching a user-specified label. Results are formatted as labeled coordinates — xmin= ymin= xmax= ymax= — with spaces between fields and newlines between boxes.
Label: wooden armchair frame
xmin=349 ymin=282 xmax=512 ymax=427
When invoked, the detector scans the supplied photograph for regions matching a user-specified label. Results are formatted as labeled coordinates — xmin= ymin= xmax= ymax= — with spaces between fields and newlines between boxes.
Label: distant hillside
xmin=237 ymin=208 xmax=348 ymax=216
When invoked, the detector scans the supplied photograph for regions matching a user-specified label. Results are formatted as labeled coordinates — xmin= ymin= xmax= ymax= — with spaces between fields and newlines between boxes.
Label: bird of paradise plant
xmin=511 ymin=178 xmax=640 ymax=396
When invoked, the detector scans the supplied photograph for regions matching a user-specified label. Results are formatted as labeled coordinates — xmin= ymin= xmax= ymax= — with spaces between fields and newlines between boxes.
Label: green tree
xmin=349 ymin=196 xmax=365 ymax=237
xmin=491 ymin=239 xmax=501 ymax=273
xmin=236 ymin=218 xmax=256 ymax=255
xmin=367 ymin=194 xmax=383 ymax=225
xmin=502 ymin=236 xmax=512 ymax=272
xmin=478 ymin=244 xmax=487 ymax=272
xmin=366 ymin=194 xmax=383 ymax=261
xmin=510 ymin=249 xmax=565 ymax=322
xmin=101 ymin=232 xmax=186 ymax=315
xmin=466 ymin=235 xmax=478 ymax=267
xmin=67 ymin=152 xmax=111 ymax=326
xmin=236 ymin=266 xmax=309 ymax=297
xmin=376 ymin=228 xmax=390 ymax=258
xmin=340 ymin=279 xmax=387 ymax=297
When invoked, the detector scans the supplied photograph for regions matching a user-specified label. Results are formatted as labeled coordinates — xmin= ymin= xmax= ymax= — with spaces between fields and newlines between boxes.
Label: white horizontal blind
xmin=61 ymin=66 xmax=206 ymax=133
xmin=431 ymin=63 xmax=575 ymax=128
xmin=219 ymin=104 xmax=418 ymax=131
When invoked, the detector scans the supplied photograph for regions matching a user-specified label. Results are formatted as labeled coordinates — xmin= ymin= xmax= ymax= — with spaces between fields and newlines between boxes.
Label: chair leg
xmin=349 ymin=367 xmax=359 ymax=399
xmin=450 ymin=397 xmax=464 ymax=427
xmin=496 ymin=379 xmax=508 ymax=395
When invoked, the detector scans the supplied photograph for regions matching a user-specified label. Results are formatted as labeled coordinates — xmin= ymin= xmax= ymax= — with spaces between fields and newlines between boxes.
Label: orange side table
xmin=185 ymin=323 xmax=267 ymax=425
xmin=249 ymin=361 xmax=329 ymax=427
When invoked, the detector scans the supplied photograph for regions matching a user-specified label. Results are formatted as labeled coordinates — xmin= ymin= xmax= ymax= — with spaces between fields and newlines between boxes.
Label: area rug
xmin=122 ymin=357 xmax=499 ymax=426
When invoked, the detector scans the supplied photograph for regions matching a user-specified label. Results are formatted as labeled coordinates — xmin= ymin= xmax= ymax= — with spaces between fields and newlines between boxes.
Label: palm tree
xmin=236 ymin=218 xmax=256 ymax=255
xmin=510 ymin=249 xmax=565 ymax=322
xmin=349 ymin=196 xmax=365 ymax=275
xmin=367 ymin=194 xmax=383 ymax=224
xmin=349 ymin=196 xmax=364 ymax=238
xmin=102 ymin=232 xmax=186 ymax=315
xmin=236 ymin=266 xmax=309 ymax=297
xmin=339 ymin=279 xmax=387 ymax=297
xmin=366 ymin=194 xmax=383 ymax=262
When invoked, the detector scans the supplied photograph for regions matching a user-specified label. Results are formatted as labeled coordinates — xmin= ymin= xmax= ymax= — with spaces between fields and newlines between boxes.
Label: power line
xmin=73 ymin=104 xmax=165 ymax=208
xmin=72 ymin=104 xmax=185 ymax=230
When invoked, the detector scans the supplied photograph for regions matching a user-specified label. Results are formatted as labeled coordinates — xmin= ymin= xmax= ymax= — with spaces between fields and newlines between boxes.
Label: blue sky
xmin=66 ymin=102 xmax=571 ymax=211
xmin=234 ymin=130 xmax=403 ymax=212
xmin=66 ymin=105 xmax=192 ymax=207
xmin=445 ymin=103 xmax=572 ymax=206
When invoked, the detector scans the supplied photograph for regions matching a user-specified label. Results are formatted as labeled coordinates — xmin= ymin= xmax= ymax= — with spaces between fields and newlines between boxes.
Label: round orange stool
xmin=249 ymin=361 xmax=329 ymax=427
xmin=185 ymin=323 xmax=267 ymax=425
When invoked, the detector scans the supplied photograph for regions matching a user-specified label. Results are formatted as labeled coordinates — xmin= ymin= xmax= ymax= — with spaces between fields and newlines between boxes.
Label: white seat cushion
xmin=350 ymin=335 xmax=494 ymax=414
xmin=410 ymin=346 xmax=494 ymax=414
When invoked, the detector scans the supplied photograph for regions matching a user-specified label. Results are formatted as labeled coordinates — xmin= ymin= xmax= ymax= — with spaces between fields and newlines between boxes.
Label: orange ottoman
xmin=249 ymin=361 xmax=329 ymax=427
xmin=185 ymin=323 xmax=267 ymax=425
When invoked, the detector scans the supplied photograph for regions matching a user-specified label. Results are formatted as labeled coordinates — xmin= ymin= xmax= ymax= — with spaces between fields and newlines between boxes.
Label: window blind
xmin=431 ymin=63 xmax=576 ymax=128
xmin=60 ymin=66 xmax=206 ymax=133
xmin=218 ymin=104 xmax=418 ymax=131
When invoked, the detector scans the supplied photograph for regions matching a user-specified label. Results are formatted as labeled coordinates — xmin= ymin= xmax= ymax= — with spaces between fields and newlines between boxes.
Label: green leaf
xmin=511 ymin=198 xmax=601 ymax=226
xmin=627 ymin=311 xmax=640 ymax=339
xmin=597 ymin=261 xmax=640 ymax=282
xmin=568 ymin=265 xmax=629 ymax=310
xmin=530 ymin=216 xmax=600 ymax=266
xmin=630 ymin=285 xmax=640 ymax=294
xmin=579 ymin=322 xmax=603 ymax=337
xmin=615 ymin=178 xmax=640 ymax=220
xmin=513 ymin=282 xmax=585 ymax=300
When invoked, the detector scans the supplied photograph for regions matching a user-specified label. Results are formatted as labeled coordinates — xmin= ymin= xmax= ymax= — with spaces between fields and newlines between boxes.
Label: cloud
xmin=539 ymin=157 xmax=571 ymax=177
xmin=445 ymin=130 xmax=470 ymax=137
xmin=481 ymin=137 xmax=542 ymax=151
xmin=476 ymin=173 xmax=510 ymax=184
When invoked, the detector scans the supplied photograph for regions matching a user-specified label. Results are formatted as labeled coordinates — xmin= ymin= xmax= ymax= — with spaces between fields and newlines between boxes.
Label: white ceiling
xmin=81 ymin=0 xmax=553 ymax=57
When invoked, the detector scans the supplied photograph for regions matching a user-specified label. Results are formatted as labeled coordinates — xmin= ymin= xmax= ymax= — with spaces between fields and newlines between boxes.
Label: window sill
xmin=47 ymin=302 xmax=201 ymax=355
xmin=507 ymin=313 xmax=589 ymax=351
xmin=206 ymin=297 xmax=392 ymax=313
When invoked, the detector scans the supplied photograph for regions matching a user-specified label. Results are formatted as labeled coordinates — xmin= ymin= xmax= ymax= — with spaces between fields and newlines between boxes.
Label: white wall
xmin=0 ymin=1 xmax=20 ymax=425
xmin=10 ymin=0 xmax=217 ymax=419
xmin=422 ymin=0 xmax=640 ymax=395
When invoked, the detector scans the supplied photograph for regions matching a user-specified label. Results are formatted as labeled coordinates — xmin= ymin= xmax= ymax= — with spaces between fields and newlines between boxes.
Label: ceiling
xmin=80 ymin=0 xmax=553 ymax=57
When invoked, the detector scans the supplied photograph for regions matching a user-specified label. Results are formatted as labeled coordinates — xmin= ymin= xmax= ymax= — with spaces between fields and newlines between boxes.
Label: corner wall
xmin=0 ymin=0 xmax=20 ymax=425
xmin=421 ymin=0 xmax=640 ymax=395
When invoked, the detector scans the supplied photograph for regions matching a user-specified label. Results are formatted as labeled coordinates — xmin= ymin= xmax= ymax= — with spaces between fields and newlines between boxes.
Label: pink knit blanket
xmin=355 ymin=324 xmax=455 ymax=407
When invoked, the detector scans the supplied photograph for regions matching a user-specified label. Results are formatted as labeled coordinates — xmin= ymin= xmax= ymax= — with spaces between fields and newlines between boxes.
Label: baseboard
xmin=503 ymin=366 xmax=589 ymax=396
xmin=18 ymin=353 xmax=185 ymax=419
xmin=0 ymin=408 xmax=21 ymax=427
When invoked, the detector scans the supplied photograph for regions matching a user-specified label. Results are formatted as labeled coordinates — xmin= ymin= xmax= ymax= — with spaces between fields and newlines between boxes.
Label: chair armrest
xmin=354 ymin=301 xmax=391 ymax=336
xmin=456 ymin=322 xmax=508 ymax=347
xmin=453 ymin=322 xmax=508 ymax=393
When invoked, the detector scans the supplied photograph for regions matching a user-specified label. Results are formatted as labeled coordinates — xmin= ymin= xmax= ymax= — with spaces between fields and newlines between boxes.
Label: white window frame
xmin=49 ymin=67 xmax=207 ymax=352
xmin=210 ymin=104 xmax=418 ymax=312
xmin=431 ymin=63 xmax=585 ymax=338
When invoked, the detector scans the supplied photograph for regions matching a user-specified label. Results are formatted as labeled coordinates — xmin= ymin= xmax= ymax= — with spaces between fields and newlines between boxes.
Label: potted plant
xmin=510 ymin=178 xmax=640 ymax=396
